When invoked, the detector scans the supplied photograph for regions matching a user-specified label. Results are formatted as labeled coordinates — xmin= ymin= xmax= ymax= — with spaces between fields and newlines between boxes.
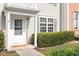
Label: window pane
xmin=48 ymin=18 xmax=53 ymax=23
xmin=40 ymin=17 xmax=46 ymax=22
xmin=40 ymin=27 xmax=46 ymax=32
xmin=48 ymin=24 xmax=53 ymax=26
xmin=48 ymin=27 xmax=53 ymax=32
xmin=40 ymin=23 xmax=46 ymax=26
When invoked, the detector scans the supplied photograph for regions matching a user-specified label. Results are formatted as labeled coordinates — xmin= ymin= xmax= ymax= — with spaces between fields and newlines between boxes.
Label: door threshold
xmin=12 ymin=44 xmax=27 ymax=47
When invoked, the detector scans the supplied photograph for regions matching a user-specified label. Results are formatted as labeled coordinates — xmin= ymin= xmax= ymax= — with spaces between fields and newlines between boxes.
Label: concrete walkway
xmin=16 ymin=48 xmax=44 ymax=56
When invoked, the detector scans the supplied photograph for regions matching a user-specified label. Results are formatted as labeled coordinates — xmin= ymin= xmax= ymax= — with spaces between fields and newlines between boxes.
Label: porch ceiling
xmin=5 ymin=6 xmax=39 ymax=14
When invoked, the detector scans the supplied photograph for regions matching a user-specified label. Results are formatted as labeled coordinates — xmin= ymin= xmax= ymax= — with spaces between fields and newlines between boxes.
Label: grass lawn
xmin=35 ymin=40 xmax=79 ymax=56
xmin=0 ymin=51 xmax=18 ymax=56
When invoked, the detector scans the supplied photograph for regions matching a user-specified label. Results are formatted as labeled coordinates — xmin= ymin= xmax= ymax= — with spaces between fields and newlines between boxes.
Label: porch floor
xmin=8 ymin=44 xmax=34 ymax=51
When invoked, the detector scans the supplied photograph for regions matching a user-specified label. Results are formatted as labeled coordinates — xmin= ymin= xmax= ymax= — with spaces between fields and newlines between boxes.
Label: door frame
xmin=12 ymin=14 xmax=27 ymax=46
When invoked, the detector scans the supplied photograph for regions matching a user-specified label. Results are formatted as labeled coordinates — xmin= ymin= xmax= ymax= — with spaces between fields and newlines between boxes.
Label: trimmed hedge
xmin=31 ymin=31 xmax=74 ymax=48
xmin=0 ymin=32 xmax=4 ymax=49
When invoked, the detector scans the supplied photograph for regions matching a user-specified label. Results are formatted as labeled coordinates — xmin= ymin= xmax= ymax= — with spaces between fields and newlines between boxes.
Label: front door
xmin=13 ymin=19 xmax=26 ymax=45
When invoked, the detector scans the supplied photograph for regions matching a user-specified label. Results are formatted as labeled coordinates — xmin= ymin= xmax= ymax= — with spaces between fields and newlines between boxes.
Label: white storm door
xmin=13 ymin=19 xmax=26 ymax=45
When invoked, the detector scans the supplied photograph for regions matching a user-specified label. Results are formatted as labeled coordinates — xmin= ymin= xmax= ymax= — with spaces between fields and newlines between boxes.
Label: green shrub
xmin=0 ymin=32 xmax=4 ymax=49
xmin=31 ymin=31 xmax=74 ymax=48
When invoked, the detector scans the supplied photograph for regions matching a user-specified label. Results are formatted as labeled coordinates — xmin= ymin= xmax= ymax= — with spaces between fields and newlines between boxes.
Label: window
xmin=73 ymin=11 xmax=79 ymax=30
xmin=40 ymin=17 xmax=46 ymax=22
xmin=49 ymin=3 xmax=57 ymax=6
xmin=39 ymin=16 xmax=56 ymax=32
xmin=14 ymin=19 xmax=22 ymax=35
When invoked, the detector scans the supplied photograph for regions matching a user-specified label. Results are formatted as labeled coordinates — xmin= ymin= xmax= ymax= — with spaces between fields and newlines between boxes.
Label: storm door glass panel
xmin=14 ymin=19 xmax=22 ymax=35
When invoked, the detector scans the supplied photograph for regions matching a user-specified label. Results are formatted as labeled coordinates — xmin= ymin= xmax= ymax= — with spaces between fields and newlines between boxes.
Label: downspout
xmin=0 ymin=3 xmax=6 ymax=31
xmin=60 ymin=3 xmax=62 ymax=32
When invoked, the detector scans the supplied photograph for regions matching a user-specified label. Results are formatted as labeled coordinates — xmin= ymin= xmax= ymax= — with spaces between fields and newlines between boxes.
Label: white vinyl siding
xmin=38 ymin=16 xmax=56 ymax=32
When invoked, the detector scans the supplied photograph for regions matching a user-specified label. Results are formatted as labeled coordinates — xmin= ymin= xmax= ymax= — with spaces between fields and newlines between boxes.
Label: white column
xmin=34 ymin=3 xmax=38 ymax=47
xmin=34 ymin=15 xmax=37 ymax=47
xmin=5 ymin=12 xmax=10 ymax=50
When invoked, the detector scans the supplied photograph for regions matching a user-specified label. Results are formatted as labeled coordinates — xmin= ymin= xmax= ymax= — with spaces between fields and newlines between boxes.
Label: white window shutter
xmin=37 ymin=16 xmax=39 ymax=33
